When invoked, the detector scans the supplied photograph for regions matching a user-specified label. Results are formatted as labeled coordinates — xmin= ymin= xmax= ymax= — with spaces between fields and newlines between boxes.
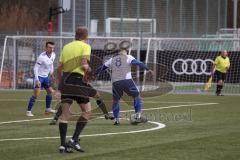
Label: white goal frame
xmin=143 ymin=37 xmax=240 ymax=95
xmin=105 ymin=17 xmax=156 ymax=35
xmin=0 ymin=36 xmax=141 ymax=90
xmin=1 ymin=36 xmax=240 ymax=95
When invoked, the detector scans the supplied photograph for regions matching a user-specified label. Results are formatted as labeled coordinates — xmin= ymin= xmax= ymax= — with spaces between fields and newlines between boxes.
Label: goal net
xmin=145 ymin=38 xmax=240 ymax=95
xmin=105 ymin=18 xmax=156 ymax=37
xmin=1 ymin=36 xmax=240 ymax=96
xmin=0 ymin=36 xmax=142 ymax=91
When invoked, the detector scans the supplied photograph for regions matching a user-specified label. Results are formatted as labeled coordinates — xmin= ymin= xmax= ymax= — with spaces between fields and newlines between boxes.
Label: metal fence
xmin=60 ymin=0 xmax=228 ymax=37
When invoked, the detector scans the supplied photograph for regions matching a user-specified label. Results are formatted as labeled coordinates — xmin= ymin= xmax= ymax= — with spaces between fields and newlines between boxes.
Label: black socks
xmin=72 ymin=116 xmax=88 ymax=142
xmin=59 ymin=122 xmax=68 ymax=146
xmin=216 ymin=85 xmax=223 ymax=94
xmin=96 ymin=99 xmax=108 ymax=115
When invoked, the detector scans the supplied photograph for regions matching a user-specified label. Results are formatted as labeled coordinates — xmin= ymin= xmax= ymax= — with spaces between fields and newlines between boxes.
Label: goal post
xmin=105 ymin=17 xmax=156 ymax=37
xmin=144 ymin=38 xmax=240 ymax=95
xmin=1 ymin=36 xmax=240 ymax=95
xmin=0 ymin=36 xmax=9 ymax=85
xmin=0 ymin=36 xmax=74 ymax=89
xmin=0 ymin=36 xmax=141 ymax=90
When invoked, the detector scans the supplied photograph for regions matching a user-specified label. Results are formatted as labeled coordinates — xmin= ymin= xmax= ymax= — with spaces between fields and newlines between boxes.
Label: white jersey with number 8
xmin=104 ymin=54 xmax=135 ymax=82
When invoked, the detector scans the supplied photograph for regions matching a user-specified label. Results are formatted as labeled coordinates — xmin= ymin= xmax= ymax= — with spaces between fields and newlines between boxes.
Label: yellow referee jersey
xmin=59 ymin=40 xmax=91 ymax=75
xmin=214 ymin=55 xmax=230 ymax=73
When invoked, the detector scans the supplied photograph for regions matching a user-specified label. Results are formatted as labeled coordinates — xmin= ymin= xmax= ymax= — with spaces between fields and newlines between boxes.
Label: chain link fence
xmin=60 ymin=0 xmax=227 ymax=37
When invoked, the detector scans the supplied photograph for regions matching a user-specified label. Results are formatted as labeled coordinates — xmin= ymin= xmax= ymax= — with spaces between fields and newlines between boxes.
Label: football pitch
xmin=0 ymin=90 xmax=239 ymax=160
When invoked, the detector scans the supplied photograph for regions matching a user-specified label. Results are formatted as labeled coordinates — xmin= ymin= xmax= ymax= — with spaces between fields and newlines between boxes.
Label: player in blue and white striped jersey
xmin=26 ymin=41 xmax=56 ymax=116
xmin=96 ymin=47 xmax=153 ymax=125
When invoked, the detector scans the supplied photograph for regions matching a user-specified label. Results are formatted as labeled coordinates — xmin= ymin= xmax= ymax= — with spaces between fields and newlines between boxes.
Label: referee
xmin=211 ymin=50 xmax=230 ymax=96
xmin=57 ymin=27 xmax=111 ymax=153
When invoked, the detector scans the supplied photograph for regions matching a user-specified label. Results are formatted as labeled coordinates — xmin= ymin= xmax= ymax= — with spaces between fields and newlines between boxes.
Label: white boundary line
xmin=0 ymin=99 xmax=56 ymax=102
xmin=0 ymin=102 xmax=218 ymax=142
xmin=0 ymin=103 xmax=218 ymax=125
xmin=0 ymin=121 xmax=165 ymax=142
xmin=122 ymin=103 xmax=218 ymax=113
xmin=0 ymin=118 xmax=52 ymax=125
xmin=0 ymin=98 xmax=215 ymax=104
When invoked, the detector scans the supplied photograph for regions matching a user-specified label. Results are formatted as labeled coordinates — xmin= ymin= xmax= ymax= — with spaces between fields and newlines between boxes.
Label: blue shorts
xmin=34 ymin=76 xmax=51 ymax=89
xmin=112 ymin=79 xmax=139 ymax=101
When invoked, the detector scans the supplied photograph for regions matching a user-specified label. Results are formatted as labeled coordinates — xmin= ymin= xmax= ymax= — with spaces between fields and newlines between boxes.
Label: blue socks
xmin=46 ymin=94 xmax=52 ymax=109
xmin=27 ymin=94 xmax=52 ymax=112
xmin=134 ymin=97 xmax=142 ymax=118
xmin=27 ymin=96 xmax=36 ymax=111
xmin=112 ymin=97 xmax=142 ymax=120
xmin=112 ymin=101 xmax=120 ymax=120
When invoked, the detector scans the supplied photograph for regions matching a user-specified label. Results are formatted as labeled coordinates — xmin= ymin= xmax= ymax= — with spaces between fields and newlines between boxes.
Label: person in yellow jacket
xmin=211 ymin=50 xmax=230 ymax=96
xmin=56 ymin=27 xmax=113 ymax=153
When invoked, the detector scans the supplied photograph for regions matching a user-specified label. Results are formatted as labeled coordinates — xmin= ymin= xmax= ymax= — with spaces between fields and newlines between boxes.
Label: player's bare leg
xmin=34 ymin=88 xmax=41 ymax=97
xmin=49 ymin=91 xmax=62 ymax=125
xmin=50 ymin=90 xmax=113 ymax=125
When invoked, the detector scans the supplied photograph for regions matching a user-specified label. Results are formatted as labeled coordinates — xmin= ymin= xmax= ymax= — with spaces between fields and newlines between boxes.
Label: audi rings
xmin=172 ymin=59 xmax=214 ymax=75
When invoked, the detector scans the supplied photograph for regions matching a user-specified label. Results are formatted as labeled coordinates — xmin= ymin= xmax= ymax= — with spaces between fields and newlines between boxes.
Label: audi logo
xmin=172 ymin=59 xmax=214 ymax=75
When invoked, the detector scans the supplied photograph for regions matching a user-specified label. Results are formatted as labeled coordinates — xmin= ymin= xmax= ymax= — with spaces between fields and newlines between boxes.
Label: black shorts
xmin=215 ymin=70 xmax=226 ymax=82
xmin=59 ymin=72 xmax=97 ymax=104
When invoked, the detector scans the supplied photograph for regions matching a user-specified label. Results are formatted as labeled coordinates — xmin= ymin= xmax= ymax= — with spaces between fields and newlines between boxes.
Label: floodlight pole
xmin=48 ymin=7 xmax=65 ymax=36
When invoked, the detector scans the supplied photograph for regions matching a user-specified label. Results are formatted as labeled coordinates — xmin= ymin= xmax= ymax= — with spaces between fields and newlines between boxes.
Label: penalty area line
xmin=0 ymin=117 xmax=52 ymax=125
xmin=0 ymin=121 xmax=165 ymax=142
xmin=0 ymin=102 xmax=218 ymax=125
xmin=0 ymin=99 xmax=216 ymax=104
xmin=0 ymin=102 xmax=218 ymax=142
xmin=120 ymin=102 xmax=218 ymax=113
